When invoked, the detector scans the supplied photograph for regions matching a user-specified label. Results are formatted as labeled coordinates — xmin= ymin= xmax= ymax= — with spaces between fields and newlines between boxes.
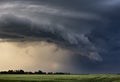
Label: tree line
xmin=0 ymin=70 xmax=70 ymax=75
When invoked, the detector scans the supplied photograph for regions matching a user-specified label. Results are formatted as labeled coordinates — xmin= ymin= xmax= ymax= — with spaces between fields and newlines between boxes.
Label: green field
xmin=0 ymin=74 xmax=120 ymax=82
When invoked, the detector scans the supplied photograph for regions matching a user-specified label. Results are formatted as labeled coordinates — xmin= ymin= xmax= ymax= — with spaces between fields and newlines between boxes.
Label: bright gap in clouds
xmin=0 ymin=41 xmax=71 ymax=72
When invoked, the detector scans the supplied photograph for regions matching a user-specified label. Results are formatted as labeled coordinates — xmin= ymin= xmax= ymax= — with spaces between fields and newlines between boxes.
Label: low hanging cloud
xmin=0 ymin=1 xmax=103 ymax=61
xmin=0 ymin=13 xmax=102 ymax=61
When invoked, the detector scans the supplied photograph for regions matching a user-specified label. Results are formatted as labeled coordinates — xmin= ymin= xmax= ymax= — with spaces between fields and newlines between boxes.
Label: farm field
xmin=0 ymin=74 xmax=120 ymax=82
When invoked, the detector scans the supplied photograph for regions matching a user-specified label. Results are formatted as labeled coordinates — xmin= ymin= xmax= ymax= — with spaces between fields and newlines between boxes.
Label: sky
xmin=0 ymin=0 xmax=120 ymax=74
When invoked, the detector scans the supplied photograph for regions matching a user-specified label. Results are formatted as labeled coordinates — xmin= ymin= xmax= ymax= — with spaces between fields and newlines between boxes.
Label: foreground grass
xmin=0 ymin=74 xmax=120 ymax=82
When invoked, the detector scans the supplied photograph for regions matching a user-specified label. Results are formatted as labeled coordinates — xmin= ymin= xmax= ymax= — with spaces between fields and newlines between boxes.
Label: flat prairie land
xmin=0 ymin=74 xmax=120 ymax=82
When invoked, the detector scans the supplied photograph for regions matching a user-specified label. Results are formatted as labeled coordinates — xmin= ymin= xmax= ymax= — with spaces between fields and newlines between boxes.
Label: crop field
xmin=0 ymin=74 xmax=120 ymax=82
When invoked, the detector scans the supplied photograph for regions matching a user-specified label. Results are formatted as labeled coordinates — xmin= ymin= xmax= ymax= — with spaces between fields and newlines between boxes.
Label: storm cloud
xmin=0 ymin=0 xmax=120 ymax=73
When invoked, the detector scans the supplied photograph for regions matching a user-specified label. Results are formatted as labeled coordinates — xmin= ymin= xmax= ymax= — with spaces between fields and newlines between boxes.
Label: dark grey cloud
xmin=0 ymin=13 xmax=101 ymax=62
xmin=0 ymin=0 xmax=120 ymax=73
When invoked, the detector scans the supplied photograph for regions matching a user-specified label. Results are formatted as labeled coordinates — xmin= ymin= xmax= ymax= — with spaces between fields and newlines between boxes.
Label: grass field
xmin=0 ymin=74 xmax=120 ymax=82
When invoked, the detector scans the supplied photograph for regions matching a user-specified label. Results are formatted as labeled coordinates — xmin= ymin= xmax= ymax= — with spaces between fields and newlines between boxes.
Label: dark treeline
xmin=0 ymin=70 xmax=70 ymax=75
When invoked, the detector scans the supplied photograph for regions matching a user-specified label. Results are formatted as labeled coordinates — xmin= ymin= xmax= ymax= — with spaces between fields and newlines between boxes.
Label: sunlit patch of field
xmin=0 ymin=74 xmax=120 ymax=82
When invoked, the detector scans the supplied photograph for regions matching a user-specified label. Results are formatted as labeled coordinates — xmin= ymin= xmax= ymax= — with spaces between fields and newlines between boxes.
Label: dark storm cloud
xmin=0 ymin=13 xmax=101 ymax=61
xmin=87 ymin=11 xmax=120 ymax=73
xmin=0 ymin=0 xmax=120 ymax=73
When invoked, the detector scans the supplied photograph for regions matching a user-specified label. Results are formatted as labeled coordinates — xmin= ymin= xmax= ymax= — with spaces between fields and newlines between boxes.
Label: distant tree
xmin=0 ymin=69 xmax=70 ymax=75
xmin=0 ymin=71 xmax=8 ymax=74
xmin=19 ymin=70 xmax=25 ymax=74
xmin=8 ymin=70 xmax=14 ymax=74
xmin=14 ymin=70 xmax=24 ymax=74
xmin=38 ymin=70 xmax=43 ymax=74
xmin=48 ymin=72 xmax=53 ymax=75
xmin=34 ymin=70 xmax=46 ymax=74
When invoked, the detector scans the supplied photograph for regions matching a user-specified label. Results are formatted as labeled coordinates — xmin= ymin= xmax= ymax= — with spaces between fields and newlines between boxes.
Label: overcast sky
xmin=0 ymin=0 xmax=120 ymax=73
